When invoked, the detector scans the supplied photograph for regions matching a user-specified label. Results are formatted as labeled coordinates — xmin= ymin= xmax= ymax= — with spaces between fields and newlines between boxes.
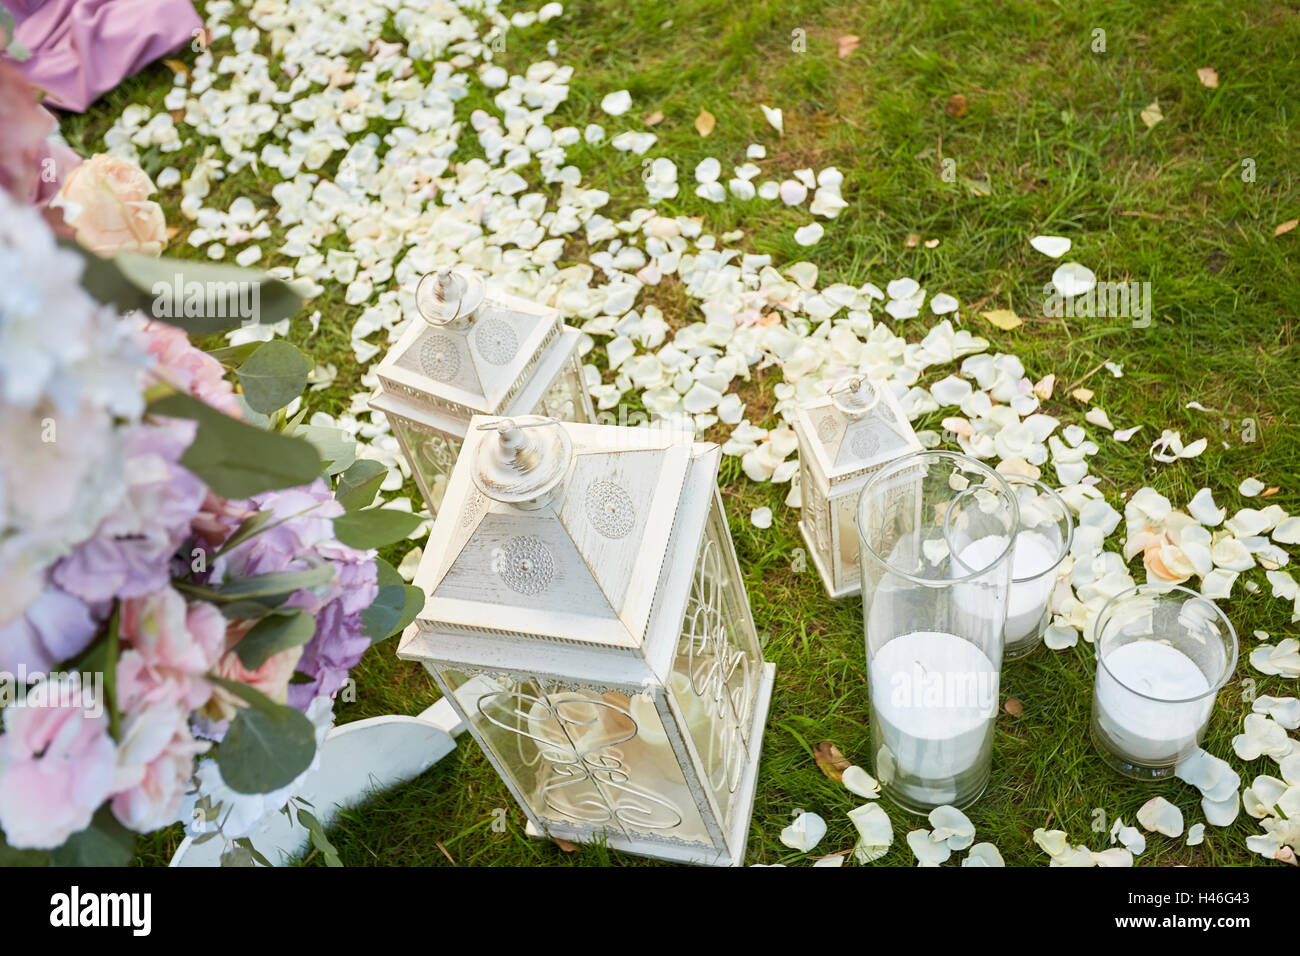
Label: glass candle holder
xmin=857 ymin=450 xmax=1020 ymax=813
xmin=1090 ymin=584 xmax=1237 ymax=781
xmin=951 ymin=476 xmax=1073 ymax=661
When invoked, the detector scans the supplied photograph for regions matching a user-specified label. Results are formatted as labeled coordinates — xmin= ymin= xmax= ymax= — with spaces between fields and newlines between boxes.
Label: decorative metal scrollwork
xmin=477 ymin=690 xmax=684 ymax=834
xmin=680 ymin=537 xmax=753 ymax=797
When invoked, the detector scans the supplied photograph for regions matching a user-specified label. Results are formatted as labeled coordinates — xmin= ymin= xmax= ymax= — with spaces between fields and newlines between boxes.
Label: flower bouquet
xmin=0 ymin=162 xmax=425 ymax=865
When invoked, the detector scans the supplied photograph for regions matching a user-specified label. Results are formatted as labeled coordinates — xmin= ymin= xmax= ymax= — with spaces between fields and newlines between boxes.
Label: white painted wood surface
xmin=169 ymin=701 xmax=462 ymax=867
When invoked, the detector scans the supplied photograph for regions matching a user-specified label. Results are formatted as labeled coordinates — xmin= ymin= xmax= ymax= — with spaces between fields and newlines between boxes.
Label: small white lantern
xmin=794 ymin=375 xmax=923 ymax=598
xmin=398 ymin=415 xmax=776 ymax=866
xmin=369 ymin=267 xmax=595 ymax=514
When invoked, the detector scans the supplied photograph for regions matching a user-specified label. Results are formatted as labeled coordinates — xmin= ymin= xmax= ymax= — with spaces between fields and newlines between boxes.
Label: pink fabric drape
xmin=3 ymin=0 xmax=201 ymax=112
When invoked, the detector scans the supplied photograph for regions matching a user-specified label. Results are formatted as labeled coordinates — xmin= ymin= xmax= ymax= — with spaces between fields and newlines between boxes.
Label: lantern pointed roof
xmin=414 ymin=416 xmax=702 ymax=650
xmin=795 ymin=375 xmax=923 ymax=482
xmin=376 ymin=268 xmax=563 ymax=415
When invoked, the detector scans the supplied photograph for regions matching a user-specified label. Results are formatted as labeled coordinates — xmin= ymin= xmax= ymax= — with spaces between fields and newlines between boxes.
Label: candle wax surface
xmin=957 ymin=532 xmax=1058 ymax=642
xmin=1102 ymin=641 xmax=1211 ymax=700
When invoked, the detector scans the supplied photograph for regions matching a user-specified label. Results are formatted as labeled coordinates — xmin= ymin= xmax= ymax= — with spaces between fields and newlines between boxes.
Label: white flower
xmin=600 ymin=90 xmax=632 ymax=116
xmin=750 ymin=506 xmax=773 ymax=529
xmin=1051 ymin=262 xmax=1096 ymax=297
xmin=759 ymin=104 xmax=783 ymax=134
xmin=1253 ymin=696 xmax=1300 ymax=731
xmin=1030 ymin=235 xmax=1071 ymax=258
xmin=962 ymin=842 xmax=1005 ymax=866
xmin=848 ymin=803 xmax=892 ymax=863
xmin=928 ymin=805 xmax=975 ymax=850
xmin=779 ymin=811 xmax=826 ymax=852
xmin=1136 ymin=796 xmax=1184 ymax=837
xmin=906 ymin=829 xmax=951 ymax=866
xmin=794 ymin=223 xmax=824 ymax=246
xmin=842 ymin=765 xmax=880 ymax=798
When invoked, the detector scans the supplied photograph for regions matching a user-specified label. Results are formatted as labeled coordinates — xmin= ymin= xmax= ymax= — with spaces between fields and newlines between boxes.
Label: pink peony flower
xmin=0 ymin=60 xmax=54 ymax=205
xmin=139 ymin=320 xmax=243 ymax=419
xmin=53 ymin=154 xmax=167 ymax=257
xmin=0 ymin=680 xmax=117 ymax=848
xmin=117 ymin=587 xmax=226 ymax=714
xmin=110 ymin=702 xmax=209 ymax=833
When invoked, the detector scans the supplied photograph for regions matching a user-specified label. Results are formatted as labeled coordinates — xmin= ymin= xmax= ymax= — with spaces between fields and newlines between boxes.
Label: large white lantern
xmin=794 ymin=375 xmax=923 ymax=599
xmin=369 ymin=267 xmax=595 ymax=514
xmin=398 ymin=415 xmax=776 ymax=866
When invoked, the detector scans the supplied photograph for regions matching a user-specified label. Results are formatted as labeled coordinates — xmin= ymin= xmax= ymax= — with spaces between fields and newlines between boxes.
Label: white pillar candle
xmin=957 ymin=532 xmax=1058 ymax=643
xmin=1094 ymin=641 xmax=1212 ymax=764
xmin=869 ymin=631 xmax=998 ymax=805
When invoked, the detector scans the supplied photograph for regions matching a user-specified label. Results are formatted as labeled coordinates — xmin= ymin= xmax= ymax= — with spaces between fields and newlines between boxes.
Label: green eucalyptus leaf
xmin=215 ymin=695 xmax=317 ymax=794
xmin=234 ymin=609 xmax=316 ymax=670
xmin=332 ymin=508 xmax=423 ymax=550
xmin=360 ymin=585 xmax=405 ymax=643
xmin=291 ymin=425 xmax=356 ymax=476
xmin=236 ymin=341 xmax=311 ymax=414
xmin=218 ymin=565 xmax=335 ymax=601
xmin=336 ymin=459 xmax=387 ymax=512
xmin=217 ymin=510 xmax=273 ymax=555
xmin=205 ymin=341 xmax=263 ymax=367
xmin=49 ymin=806 xmax=135 ymax=868
xmin=150 ymin=392 xmax=322 ymax=497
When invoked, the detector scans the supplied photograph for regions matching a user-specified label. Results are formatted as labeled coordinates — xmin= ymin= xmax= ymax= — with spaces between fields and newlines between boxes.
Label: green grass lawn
xmin=75 ymin=0 xmax=1300 ymax=866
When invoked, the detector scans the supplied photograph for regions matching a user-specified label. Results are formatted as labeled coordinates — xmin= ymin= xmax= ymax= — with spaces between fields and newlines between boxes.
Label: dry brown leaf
xmin=1196 ymin=66 xmax=1219 ymax=89
xmin=694 ymin=108 xmax=716 ymax=137
xmin=1071 ymin=387 xmax=1094 ymax=402
xmin=945 ymin=93 xmax=968 ymax=118
xmin=981 ymin=308 xmax=1022 ymax=331
xmin=643 ymin=109 xmax=664 ymax=127
xmin=552 ymin=837 xmax=579 ymax=852
xmin=162 ymin=59 xmax=190 ymax=80
xmin=814 ymin=741 xmax=851 ymax=781
xmin=1139 ymin=100 xmax=1163 ymax=128
xmin=1004 ymin=698 xmax=1024 ymax=716
xmin=1275 ymin=219 xmax=1299 ymax=237
xmin=169 ymin=108 xmax=186 ymax=123
xmin=903 ymin=232 xmax=920 ymax=248
xmin=1262 ymin=486 xmax=1280 ymax=497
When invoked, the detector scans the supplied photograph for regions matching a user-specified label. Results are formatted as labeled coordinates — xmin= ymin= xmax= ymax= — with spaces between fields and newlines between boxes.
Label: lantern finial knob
xmin=471 ymin=416 xmax=572 ymax=509
xmin=415 ymin=266 xmax=486 ymax=329
xmin=829 ymin=374 xmax=881 ymax=418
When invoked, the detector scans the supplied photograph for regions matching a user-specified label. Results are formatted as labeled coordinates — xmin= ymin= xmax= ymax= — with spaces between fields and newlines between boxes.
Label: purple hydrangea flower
xmin=53 ymin=419 xmax=204 ymax=604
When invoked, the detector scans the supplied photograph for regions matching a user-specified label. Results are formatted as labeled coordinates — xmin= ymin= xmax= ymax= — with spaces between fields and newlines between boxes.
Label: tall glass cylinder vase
xmin=857 ymin=451 xmax=1019 ymax=813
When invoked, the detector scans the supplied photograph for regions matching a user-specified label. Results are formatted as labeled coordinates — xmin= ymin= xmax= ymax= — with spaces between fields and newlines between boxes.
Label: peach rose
xmin=203 ymin=642 xmax=304 ymax=724
xmin=53 ymin=154 xmax=167 ymax=257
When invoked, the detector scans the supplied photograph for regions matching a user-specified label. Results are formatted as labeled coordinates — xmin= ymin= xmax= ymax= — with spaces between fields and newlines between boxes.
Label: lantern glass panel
xmin=438 ymin=668 xmax=715 ymax=847
xmin=533 ymin=353 xmax=591 ymax=422
xmin=673 ymin=498 xmax=762 ymax=827
xmin=388 ymin=414 xmax=460 ymax=514
xmin=834 ymin=491 xmax=859 ymax=590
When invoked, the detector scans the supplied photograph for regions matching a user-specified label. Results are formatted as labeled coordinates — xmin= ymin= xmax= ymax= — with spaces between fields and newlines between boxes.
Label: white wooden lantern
xmin=398 ymin=415 xmax=776 ymax=866
xmin=794 ymin=375 xmax=923 ymax=599
xmin=369 ymin=267 xmax=595 ymax=515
